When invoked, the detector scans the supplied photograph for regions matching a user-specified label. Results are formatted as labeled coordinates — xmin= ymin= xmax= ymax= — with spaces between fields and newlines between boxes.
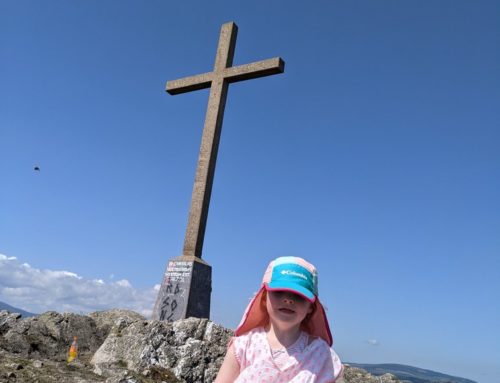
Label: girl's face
xmin=265 ymin=290 xmax=313 ymax=328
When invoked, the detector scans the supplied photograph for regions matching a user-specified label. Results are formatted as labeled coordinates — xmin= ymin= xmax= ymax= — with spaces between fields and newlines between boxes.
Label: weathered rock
xmin=89 ymin=309 xmax=146 ymax=339
xmin=0 ymin=311 xmax=105 ymax=361
xmin=0 ymin=348 xmax=106 ymax=382
xmin=0 ymin=310 xmax=22 ymax=335
xmin=91 ymin=317 xmax=232 ymax=383
xmin=0 ymin=309 xmax=403 ymax=383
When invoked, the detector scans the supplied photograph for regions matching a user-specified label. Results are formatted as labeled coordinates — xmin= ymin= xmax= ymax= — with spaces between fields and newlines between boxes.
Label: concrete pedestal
xmin=152 ymin=255 xmax=212 ymax=322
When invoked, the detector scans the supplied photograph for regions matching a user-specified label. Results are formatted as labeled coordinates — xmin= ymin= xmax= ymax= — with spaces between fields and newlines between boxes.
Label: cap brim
xmin=265 ymin=282 xmax=316 ymax=303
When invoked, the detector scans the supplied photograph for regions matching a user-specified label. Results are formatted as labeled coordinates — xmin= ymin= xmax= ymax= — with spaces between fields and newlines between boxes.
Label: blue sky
xmin=1 ymin=1 xmax=499 ymax=382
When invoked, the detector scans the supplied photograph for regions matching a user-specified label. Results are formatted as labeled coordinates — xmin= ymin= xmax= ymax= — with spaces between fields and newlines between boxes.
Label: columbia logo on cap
xmin=280 ymin=270 xmax=308 ymax=280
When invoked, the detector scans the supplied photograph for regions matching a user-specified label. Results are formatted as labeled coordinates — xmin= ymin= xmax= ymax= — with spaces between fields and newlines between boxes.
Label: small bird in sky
xmin=34 ymin=166 xmax=40 ymax=172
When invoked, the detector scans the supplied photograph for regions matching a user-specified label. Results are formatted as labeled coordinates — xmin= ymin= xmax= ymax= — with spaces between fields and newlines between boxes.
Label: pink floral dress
xmin=232 ymin=327 xmax=343 ymax=383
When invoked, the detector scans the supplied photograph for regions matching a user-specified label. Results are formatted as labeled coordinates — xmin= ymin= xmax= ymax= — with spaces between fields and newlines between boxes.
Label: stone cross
xmin=152 ymin=22 xmax=285 ymax=322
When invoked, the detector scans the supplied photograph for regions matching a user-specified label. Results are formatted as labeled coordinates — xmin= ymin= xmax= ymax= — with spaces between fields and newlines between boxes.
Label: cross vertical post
xmin=181 ymin=22 xmax=235 ymax=258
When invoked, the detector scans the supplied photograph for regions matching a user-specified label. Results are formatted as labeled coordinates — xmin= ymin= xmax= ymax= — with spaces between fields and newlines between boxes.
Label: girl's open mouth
xmin=278 ymin=308 xmax=295 ymax=314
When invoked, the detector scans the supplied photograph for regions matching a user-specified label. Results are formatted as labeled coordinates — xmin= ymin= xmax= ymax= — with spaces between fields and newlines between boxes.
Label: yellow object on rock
xmin=67 ymin=336 xmax=78 ymax=363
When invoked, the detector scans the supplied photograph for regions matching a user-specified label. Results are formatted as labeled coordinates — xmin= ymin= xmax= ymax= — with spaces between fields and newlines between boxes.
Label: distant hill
xmin=348 ymin=363 xmax=477 ymax=383
xmin=0 ymin=300 xmax=37 ymax=317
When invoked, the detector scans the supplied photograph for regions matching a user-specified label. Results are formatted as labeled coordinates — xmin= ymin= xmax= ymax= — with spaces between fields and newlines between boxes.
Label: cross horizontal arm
xmin=166 ymin=57 xmax=284 ymax=95
xmin=225 ymin=57 xmax=285 ymax=84
xmin=166 ymin=72 xmax=214 ymax=95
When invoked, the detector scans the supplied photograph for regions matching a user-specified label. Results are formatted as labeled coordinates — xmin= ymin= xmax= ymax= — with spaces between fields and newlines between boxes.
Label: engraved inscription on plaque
xmin=156 ymin=260 xmax=193 ymax=322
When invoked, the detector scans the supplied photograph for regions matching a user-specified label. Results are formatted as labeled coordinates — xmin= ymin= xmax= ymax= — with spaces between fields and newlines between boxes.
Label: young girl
xmin=215 ymin=256 xmax=343 ymax=383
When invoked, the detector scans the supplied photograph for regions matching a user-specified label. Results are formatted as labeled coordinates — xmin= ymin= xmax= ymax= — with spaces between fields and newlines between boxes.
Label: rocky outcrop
xmin=0 ymin=310 xmax=107 ymax=361
xmin=91 ymin=317 xmax=231 ymax=382
xmin=0 ymin=309 xmax=401 ymax=383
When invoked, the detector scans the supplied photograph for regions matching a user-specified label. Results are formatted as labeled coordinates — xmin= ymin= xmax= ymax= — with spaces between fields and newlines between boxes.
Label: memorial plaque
xmin=153 ymin=256 xmax=211 ymax=321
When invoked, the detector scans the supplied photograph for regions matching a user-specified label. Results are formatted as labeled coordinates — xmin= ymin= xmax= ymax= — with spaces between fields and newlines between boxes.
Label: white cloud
xmin=0 ymin=253 xmax=157 ymax=318
xmin=366 ymin=339 xmax=381 ymax=346
xmin=1 ymin=255 xmax=17 ymax=261
xmin=115 ymin=279 xmax=132 ymax=288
